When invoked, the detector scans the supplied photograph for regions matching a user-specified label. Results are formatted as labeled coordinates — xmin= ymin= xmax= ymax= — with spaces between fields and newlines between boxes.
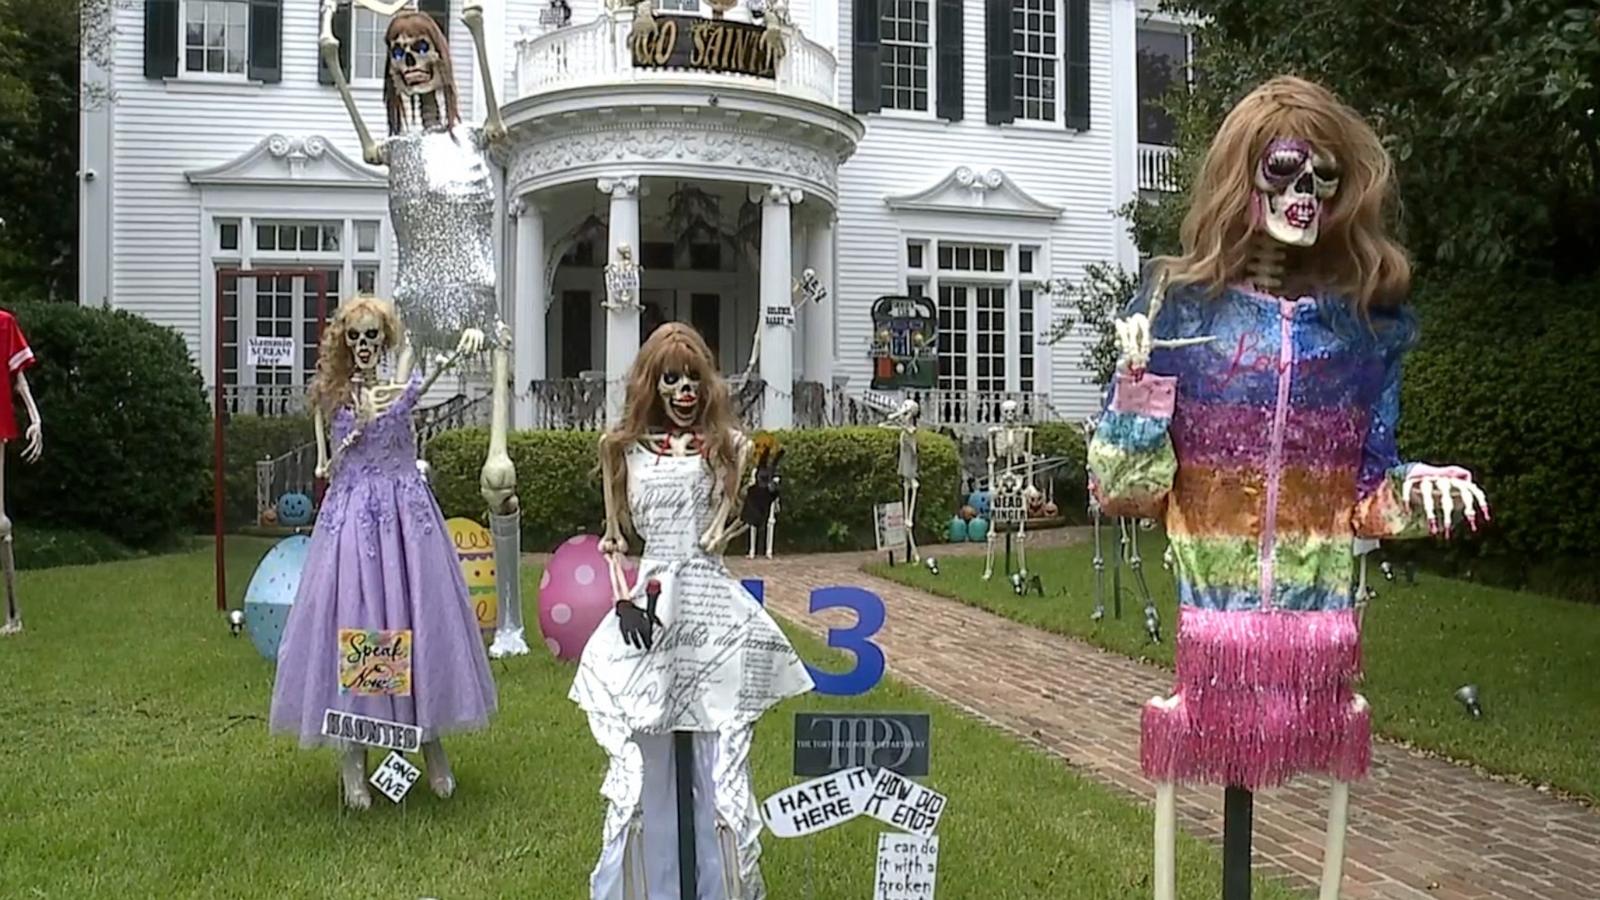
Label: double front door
xmin=641 ymin=288 xmax=728 ymax=371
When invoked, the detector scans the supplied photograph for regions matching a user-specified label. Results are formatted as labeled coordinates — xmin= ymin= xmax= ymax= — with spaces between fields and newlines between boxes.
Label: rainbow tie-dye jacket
xmin=1089 ymin=275 xmax=1427 ymax=790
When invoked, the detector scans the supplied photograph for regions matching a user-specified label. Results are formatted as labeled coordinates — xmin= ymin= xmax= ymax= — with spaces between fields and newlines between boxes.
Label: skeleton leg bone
xmin=340 ymin=744 xmax=372 ymax=810
xmin=904 ymin=479 xmax=920 ymax=563
xmin=483 ymin=322 xmax=527 ymax=658
xmin=765 ymin=499 xmax=777 ymax=559
xmin=1318 ymin=694 xmax=1366 ymax=900
xmin=422 ymin=738 xmax=456 ymax=798
xmin=1149 ymin=695 xmax=1181 ymax=900
xmin=1 ymin=453 xmax=18 ymax=635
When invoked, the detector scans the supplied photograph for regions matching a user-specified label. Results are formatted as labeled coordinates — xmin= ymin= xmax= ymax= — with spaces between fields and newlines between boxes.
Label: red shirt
xmin=1 ymin=310 xmax=36 ymax=441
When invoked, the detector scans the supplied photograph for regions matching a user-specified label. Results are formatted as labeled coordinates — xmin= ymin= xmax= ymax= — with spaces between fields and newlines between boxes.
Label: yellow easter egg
xmin=446 ymin=517 xmax=497 ymax=633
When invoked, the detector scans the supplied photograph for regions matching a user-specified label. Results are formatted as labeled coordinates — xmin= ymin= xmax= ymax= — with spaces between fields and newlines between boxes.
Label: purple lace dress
xmin=269 ymin=372 xmax=497 ymax=747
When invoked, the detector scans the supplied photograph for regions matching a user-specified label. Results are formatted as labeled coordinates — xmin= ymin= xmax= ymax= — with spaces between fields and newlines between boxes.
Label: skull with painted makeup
xmin=345 ymin=308 xmax=389 ymax=374
xmin=1255 ymin=138 xmax=1341 ymax=247
xmin=658 ymin=369 xmax=701 ymax=428
xmin=388 ymin=23 xmax=446 ymax=100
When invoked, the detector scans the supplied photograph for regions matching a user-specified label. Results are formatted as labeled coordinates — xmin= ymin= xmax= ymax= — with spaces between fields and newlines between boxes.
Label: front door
xmin=640 ymin=289 xmax=726 ymax=370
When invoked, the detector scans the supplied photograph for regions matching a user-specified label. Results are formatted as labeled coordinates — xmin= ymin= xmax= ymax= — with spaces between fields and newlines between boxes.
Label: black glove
xmin=617 ymin=579 xmax=664 ymax=651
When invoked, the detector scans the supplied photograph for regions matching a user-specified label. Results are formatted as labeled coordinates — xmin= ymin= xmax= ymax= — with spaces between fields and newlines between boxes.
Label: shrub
xmin=1032 ymin=423 xmax=1090 ymax=524
xmin=195 ymin=414 xmax=316 ymax=531
xmin=426 ymin=426 xmax=961 ymax=553
xmin=14 ymin=524 xmax=141 ymax=571
xmin=8 ymin=303 xmax=209 ymax=547
xmin=1398 ymin=276 xmax=1600 ymax=601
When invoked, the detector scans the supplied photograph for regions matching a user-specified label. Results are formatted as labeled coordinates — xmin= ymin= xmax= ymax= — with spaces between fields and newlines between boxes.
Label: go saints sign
xmin=630 ymin=17 xmax=779 ymax=80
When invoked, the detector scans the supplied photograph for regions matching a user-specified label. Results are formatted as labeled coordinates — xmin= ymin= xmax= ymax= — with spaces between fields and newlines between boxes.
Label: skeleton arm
xmin=460 ymin=1 xmax=507 ymax=143
xmin=599 ymin=434 xmax=632 ymax=603
xmin=699 ymin=437 xmax=753 ymax=554
xmin=15 ymin=372 xmax=41 ymax=463
xmin=313 ymin=407 xmax=330 ymax=479
xmin=320 ymin=0 xmax=382 ymax=166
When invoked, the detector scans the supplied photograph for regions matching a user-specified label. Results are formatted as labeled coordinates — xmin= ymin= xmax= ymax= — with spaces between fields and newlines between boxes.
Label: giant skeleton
xmin=320 ymin=0 xmax=528 ymax=656
xmin=981 ymin=399 xmax=1039 ymax=581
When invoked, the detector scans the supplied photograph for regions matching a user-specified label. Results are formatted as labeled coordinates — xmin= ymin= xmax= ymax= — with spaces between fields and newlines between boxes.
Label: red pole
xmin=312 ymin=269 xmax=329 ymax=505
xmin=214 ymin=268 xmax=229 ymax=612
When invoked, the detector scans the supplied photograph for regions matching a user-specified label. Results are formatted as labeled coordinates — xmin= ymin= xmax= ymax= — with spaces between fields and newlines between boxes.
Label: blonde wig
xmin=384 ymin=12 xmax=461 ymax=136
xmin=308 ymin=296 xmax=404 ymax=415
xmin=1161 ymin=75 xmax=1411 ymax=311
xmin=600 ymin=323 xmax=744 ymax=530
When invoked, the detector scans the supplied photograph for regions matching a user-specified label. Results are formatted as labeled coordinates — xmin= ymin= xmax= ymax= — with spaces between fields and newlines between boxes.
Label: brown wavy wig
xmin=384 ymin=12 xmax=461 ymax=136
xmin=600 ymin=323 xmax=744 ymax=530
xmin=1160 ymin=75 xmax=1411 ymax=311
xmin=308 ymin=296 xmax=403 ymax=415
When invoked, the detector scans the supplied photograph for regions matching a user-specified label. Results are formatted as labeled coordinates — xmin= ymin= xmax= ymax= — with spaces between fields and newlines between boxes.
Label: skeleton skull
xmin=1000 ymin=399 xmax=1019 ymax=423
xmin=1255 ymin=138 xmax=1341 ymax=246
xmin=389 ymin=31 xmax=443 ymax=98
xmin=345 ymin=310 xmax=387 ymax=374
xmin=658 ymin=369 xmax=701 ymax=428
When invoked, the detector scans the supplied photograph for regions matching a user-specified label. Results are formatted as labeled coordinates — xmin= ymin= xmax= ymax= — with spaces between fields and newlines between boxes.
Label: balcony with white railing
xmin=516 ymin=13 xmax=839 ymax=108
xmin=1138 ymin=143 xmax=1179 ymax=192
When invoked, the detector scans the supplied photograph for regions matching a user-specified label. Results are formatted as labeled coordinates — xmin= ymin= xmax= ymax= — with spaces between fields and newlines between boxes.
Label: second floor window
xmin=353 ymin=6 xmax=389 ymax=81
xmin=657 ymin=0 xmax=701 ymax=10
xmin=184 ymin=0 xmax=249 ymax=76
xmin=881 ymin=0 xmax=931 ymax=112
xmin=1137 ymin=25 xmax=1193 ymax=146
xmin=1012 ymin=0 xmax=1058 ymax=122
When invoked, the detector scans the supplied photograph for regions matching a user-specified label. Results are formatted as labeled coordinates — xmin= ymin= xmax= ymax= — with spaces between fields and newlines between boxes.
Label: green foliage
xmin=13 ymin=523 xmax=140 ymax=570
xmin=9 ymin=303 xmax=209 ymax=547
xmin=1397 ymin=275 xmax=1600 ymax=601
xmin=425 ymin=427 xmax=961 ymax=553
xmin=196 ymin=414 xmax=315 ymax=532
xmin=1043 ymin=261 xmax=1137 ymax=387
xmin=1032 ymin=423 xmax=1090 ymax=523
xmin=1146 ymin=0 xmax=1600 ymax=278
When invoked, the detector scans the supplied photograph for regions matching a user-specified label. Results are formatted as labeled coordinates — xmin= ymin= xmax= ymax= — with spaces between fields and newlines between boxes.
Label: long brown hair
xmin=600 ymin=323 xmax=744 ymax=529
xmin=307 ymin=296 xmax=403 ymax=415
xmin=383 ymin=12 xmax=461 ymax=136
xmin=1160 ymin=75 xmax=1410 ymax=311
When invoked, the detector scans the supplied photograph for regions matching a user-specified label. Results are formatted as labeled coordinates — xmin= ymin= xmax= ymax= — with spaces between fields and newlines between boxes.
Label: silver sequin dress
xmin=381 ymin=124 xmax=499 ymax=353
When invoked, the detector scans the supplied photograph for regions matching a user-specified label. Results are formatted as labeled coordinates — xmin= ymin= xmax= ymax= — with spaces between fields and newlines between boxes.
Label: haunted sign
xmin=630 ymin=17 xmax=778 ymax=80
xmin=869 ymin=295 xmax=938 ymax=391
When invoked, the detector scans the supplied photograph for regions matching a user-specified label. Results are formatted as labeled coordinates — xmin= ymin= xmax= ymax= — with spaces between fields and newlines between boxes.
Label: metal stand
xmin=1112 ymin=520 xmax=1125 ymax=620
xmin=1004 ymin=530 xmax=1014 ymax=575
xmin=675 ymin=731 xmax=698 ymax=899
xmin=1223 ymin=786 xmax=1253 ymax=899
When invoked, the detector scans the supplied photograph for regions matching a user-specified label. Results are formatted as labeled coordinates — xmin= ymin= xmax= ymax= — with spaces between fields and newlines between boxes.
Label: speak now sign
xmin=760 ymin=767 xmax=875 ymax=838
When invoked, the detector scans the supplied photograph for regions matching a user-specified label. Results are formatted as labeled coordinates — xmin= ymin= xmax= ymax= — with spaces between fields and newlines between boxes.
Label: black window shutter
xmin=851 ymin=0 xmax=882 ymax=114
xmin=318 ymin=1 xmax=353 ymax=85
xmin=248 ymin=0 xmax=282 ymax=83
xmin=984 ymin=0 xmax=1013 ymax=125
xmin=419 ymin=0 xmax=451 ymax=46
xmin=143 ymin=0 xmax=180 ymax=80
xmin=1063 ymin=0 xmax=1090 ymax=130
xmin=934 ymin=0 xmax=963 ymax=121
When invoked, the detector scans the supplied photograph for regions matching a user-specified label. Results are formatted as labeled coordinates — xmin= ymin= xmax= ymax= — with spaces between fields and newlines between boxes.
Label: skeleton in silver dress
xmin=321 ymin=0 xmax=528 ymax=657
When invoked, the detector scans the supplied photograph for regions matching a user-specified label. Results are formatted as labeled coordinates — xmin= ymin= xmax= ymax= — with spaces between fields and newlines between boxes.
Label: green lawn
xmin=872 ymin=535 xmax=1600 ymax=802
xmin=0 ymin=543 xmax=1306 ymax=899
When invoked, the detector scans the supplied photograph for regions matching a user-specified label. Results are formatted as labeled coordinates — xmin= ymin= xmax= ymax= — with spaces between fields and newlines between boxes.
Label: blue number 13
xmin=741 ymin=580 xmax=887 ymax=696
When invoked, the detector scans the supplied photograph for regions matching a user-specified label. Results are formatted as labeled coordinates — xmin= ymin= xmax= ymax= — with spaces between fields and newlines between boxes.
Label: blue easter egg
xmin=276 ymin=492 xmax=313 ymax=527
xmin=967 ymin=517 xmax=990 ymax=542
xmin=947 ymin=516 xmax=969 ymax=542
xmin=243 ymin=535 xmax=311 ymax=661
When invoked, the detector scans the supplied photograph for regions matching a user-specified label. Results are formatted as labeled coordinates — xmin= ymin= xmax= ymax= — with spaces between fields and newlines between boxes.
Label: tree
xmin=1043 ymin=262 xmax=1137 ymax=388
xmin=1134 ymin=0 xmax=1600 ymax=280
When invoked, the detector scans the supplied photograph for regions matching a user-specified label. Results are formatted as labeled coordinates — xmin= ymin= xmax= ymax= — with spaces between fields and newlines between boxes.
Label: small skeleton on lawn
xmin=879 ymin=398 xmax=922 ymax=562
xmin=1 ymin=308 xmax=42 ymax=636
xmin=574 ymin=323 xmax=811 ymax=898
xmin=982 ymin=400 xmax=1036 ymax=581
xmin=320 ymin=0 xmax=527 ymax=656
xmin=740 ymin=439 xmax=784 ymax=559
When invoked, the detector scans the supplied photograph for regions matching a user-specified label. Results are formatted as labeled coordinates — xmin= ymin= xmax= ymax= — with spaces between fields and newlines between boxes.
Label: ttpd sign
xmin=793 ymin=712 xmax=930 ymax=777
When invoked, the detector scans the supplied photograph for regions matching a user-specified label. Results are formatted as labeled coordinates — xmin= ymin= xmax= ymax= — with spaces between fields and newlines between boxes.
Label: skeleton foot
xmin=341 ymin=745 xmax=372 ymax=811
xmin=0 ymin=620 xmax=21 ymax=636
xmin=423 ymin=740 xmax=456 ymax=799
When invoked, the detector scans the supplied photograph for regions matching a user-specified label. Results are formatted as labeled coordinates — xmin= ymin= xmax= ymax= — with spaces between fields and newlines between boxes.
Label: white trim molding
xmin=184 ymin=134 xmax=388 ymax=189
xmin=885 ymin=166 xmax=1064 ymax=220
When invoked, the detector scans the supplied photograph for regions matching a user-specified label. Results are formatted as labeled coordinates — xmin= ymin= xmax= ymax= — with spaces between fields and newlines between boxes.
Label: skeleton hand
xmin=315 ymin=460 xmax=330 ymax=480
xmin=319 ymin=0 xmax=341 ymax=49
xmin=368 ymin=382 xmax=408 ymax=415
xmin=459 ymin=328 xmax=487 ymax=357
xmin=616 ymin=578 xmax=664 ymax=651
xmin=23 ymin=421 xmax=41 ymax=463
xmin=1403 ymin=464 xmax=1489 ymax=536
xmin=1113 ymin=313 xmax=1215 ymax=377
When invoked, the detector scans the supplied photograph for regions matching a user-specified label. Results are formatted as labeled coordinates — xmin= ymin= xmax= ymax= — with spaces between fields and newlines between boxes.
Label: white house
xmin=79 ymin=0 xmax=1191 ymax=430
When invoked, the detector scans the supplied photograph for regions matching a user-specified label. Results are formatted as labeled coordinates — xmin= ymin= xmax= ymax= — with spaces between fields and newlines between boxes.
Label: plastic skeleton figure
xmin=1089 ymin=77 xmax=1490 ymax=900
xmin=880 ymin=399 xmax=921 ymax=562
xmin=578 ymin=324 xmax=811 ymax=899
xmin=740 ymin=444 xmax=784 ymax=559
xmin=321 ymin=0 xmax=527 ymax=656
xmin=1 ymin=310 xmax=42 ymax=636
xmin=981 ymin=400 xmax=1034 ymax=581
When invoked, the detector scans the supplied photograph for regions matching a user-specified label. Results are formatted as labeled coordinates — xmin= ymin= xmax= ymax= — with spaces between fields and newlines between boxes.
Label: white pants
xmin=591 ymin=731 xmax=762 ymax=900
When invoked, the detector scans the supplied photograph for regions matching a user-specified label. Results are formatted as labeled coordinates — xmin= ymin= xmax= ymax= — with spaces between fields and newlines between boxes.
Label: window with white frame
xmin=1012 ymin=0 xmax=1059 ymax=122
xmin=1137 ymin=24 xmax=1195 ymax=146
xmin=880 ymin=0 xmax=931 ymax=112
xmin=657 ymin=0 xmax=701 ymax=10
xmin=907 ymin=239 xmax=1043 ymax=400
xmin=214 ymin=216 xmax=384 ymax=412
xmin=352 ymin=6 xmax=389 ymax=81
xmin=183 ymin=0 xmax=250 ymax=76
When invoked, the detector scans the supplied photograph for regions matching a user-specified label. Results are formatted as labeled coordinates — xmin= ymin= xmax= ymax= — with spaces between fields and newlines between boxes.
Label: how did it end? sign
xmin=863 ymin=769 xmax=947 ymax=837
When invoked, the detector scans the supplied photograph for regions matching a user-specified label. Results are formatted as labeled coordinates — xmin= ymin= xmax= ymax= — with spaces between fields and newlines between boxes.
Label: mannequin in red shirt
xmin=1 ymin=309 xmax=43 ymax=634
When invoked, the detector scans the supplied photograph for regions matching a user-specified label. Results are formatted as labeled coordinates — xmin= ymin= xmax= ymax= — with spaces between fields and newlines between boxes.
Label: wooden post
xmin=1223 ymin=786 xmax=1253 ymax=899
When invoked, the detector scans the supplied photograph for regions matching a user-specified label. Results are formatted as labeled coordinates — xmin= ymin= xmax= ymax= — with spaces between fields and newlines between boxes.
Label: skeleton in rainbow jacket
xmin=1087 ymin=77 xmax=1488 ymax=900
xmin=319 ymin=0 xmax=528 ymax=656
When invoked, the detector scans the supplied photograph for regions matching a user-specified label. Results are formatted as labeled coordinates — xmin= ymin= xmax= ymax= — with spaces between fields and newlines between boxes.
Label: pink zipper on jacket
xmin=1258 ymin=298 xmax=1300 ymax=610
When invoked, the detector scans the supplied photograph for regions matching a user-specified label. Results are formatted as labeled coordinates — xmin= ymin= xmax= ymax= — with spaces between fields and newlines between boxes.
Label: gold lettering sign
xmin=631 ymin=16 xmax=776 ymax=80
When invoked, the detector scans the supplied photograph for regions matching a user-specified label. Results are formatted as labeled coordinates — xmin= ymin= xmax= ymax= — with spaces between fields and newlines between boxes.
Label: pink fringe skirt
xmin=1140 ymin=606 xmax=1371 ymax=790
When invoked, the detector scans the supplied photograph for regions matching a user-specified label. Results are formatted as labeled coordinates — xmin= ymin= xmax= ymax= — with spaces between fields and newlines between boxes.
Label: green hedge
xmin=14 ymin=524 xmax=143 ymax=571
xmin=1397 ymin=275 xmax=1600 ymax=602
xmin=194 ymin=414 xmax=316 ymax=531
xmin=1033 ymin=423 xmax=1090 ymax=524
xmin=8 ymin=302 xmax=209 ymax=547
xmin=426 ymin=426 xmax=961 ymax=553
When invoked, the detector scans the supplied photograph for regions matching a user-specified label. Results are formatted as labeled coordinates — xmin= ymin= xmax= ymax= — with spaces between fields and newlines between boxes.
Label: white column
xmin=791 ymin=220 xmax=808 ymax=379
xmin=804 ymin=212 xmax=836 ymax=409
xmin=754 ymin=184 xmax=800 ymax=430
xmin=1109 ymin=0 xmax=1140 ymax=270
xmin=600 ymin=176 xmax=641 ymax=425
xmin=511 ymin=197 xmax=546 ymax=429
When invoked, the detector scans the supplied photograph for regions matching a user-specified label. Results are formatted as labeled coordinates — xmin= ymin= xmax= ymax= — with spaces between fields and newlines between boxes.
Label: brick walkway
xmin=724 ymin=542 xmax=1600 ymax=900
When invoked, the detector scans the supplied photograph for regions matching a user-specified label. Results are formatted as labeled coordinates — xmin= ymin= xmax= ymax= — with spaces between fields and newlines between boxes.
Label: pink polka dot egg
xmin=538 ymin=533 xmax=637 ymax=662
